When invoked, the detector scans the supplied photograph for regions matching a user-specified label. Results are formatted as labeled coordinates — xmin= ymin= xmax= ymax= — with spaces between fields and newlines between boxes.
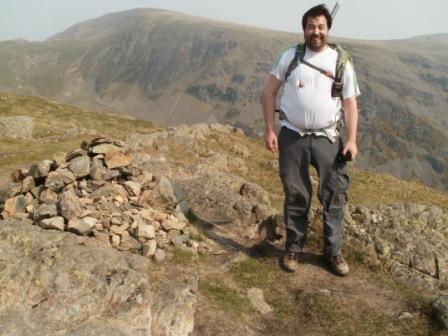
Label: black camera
xmin=331 ymin=80 xmax=343 ymax=98
xmin=337 ymin=150 xmax=352 ymax=162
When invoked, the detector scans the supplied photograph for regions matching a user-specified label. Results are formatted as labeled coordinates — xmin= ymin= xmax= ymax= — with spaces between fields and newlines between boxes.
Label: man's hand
xmin=342 ymin=139 xmax=357 ymax=160
xmin=264 ymin=128 xmax=278 ymax=152
xmin=342 ymin=96 xmax=359 ymax=160
xmin=261 ymin=75 xmax=282 ymax=152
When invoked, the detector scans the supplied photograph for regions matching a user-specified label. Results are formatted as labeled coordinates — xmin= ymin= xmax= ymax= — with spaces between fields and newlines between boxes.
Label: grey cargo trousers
xmin=278 ymin=127 xmax=350 ymax=257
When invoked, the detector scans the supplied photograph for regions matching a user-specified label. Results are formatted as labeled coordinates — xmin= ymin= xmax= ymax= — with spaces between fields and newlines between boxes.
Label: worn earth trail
xmin=190 ymin=233 xmax=441 ymax=336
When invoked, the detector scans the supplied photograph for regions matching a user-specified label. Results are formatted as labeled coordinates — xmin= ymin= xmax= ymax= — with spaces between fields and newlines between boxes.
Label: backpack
xmin=284 ymin=42 xmax=353 ymax=98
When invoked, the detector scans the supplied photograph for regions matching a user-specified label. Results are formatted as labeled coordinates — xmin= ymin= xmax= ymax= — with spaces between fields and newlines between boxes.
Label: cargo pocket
xmin=326 ymin=164 xmax=350 ymax=192
xmin=321 ymin=165 xmax=350 ymax=211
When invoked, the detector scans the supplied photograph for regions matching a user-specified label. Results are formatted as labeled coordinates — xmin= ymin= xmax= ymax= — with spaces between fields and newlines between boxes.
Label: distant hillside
xmin=408 ymin=33 xmax=448 ymax=44
xmin=0 ymin=9 xmax=447 ymax=190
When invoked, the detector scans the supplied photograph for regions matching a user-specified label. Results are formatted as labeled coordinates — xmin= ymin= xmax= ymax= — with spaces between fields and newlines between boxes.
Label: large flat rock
xmin=176 ymin=167 xmax=277 ymax=248
xmin=0 ymin=220 xmax=197 ymax=336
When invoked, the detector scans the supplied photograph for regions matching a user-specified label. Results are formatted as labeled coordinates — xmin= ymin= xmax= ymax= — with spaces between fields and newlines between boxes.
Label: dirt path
xmin=191 ymin=242 xmax=441 ymax=336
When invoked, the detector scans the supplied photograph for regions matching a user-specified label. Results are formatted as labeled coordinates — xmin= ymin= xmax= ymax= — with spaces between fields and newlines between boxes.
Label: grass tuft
xmin=199 ymin=278 xmax=254 ymax=316
xmin=171 ymin=246 xmax=199 ymax=264
xmin=229 ymin=257 xmax=272 ymax=289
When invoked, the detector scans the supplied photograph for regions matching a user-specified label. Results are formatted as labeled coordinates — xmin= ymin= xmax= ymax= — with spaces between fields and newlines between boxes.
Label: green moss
xmin=199 ymin=279 xmax=254 ymax=316
xmin=229 ymin=257 xmax=271 ymax=289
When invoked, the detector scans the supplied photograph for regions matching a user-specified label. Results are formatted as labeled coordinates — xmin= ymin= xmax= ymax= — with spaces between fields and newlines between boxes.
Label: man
xmin=261 ymin=4 xmax=360 ymax=276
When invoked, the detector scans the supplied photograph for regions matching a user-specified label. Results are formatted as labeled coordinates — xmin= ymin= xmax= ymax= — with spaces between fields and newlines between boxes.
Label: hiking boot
xmin=327 ymin=255 xmax=349 ymax=276
xmin=281 ymin=251 xmax=299 ymax=272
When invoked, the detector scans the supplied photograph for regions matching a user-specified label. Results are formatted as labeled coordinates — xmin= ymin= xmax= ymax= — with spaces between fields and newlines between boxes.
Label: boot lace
xmin=330 ymin=255 xmax=344 ymax=265
xmin=287 ymin=251 xmax=298 ymax=260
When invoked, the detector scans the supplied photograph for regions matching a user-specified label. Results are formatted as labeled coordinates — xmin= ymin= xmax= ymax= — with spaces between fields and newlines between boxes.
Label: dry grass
xmin=350 ymin=169 xmax=448 ymax=208
xmin=0 ymin=92 xmax=155 ymax=174
xmin=199 ymin=130 xmax=448 ymax=211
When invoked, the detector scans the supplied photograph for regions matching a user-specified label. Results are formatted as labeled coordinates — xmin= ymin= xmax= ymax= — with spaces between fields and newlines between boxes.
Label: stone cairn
xmin=1 ymin=137 xmax=196 ymax=262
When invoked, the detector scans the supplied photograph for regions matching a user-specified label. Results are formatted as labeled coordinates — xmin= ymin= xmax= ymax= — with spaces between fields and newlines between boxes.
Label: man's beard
xmin=306 ymin=34 xmax=327 ymax=51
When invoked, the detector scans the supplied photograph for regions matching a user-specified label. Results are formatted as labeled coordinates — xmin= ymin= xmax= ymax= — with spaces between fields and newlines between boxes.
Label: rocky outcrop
xmin=44 ymin=128 xmax=98 ymax=143
xmin=0 ymin=219 xmax=197 ymax=336
xmin=341 ymin=204 xmax=448 ymax=292
xmin=150 ymin=273 xmax=197 ymax=336
xmin=178 ymin=167 xmax=277 ymax=248
xmin=433 ymin=294 xmax=448 ymax=330
xmin=125 ymin=123 xmax=243 ymax=152
xmin=301 ymin=200 xmax=448 ymax=294
xmin=0 ymin=116 xmax=33 ymax=139
xmin=125 ymin=124 xmax=278 ymax=248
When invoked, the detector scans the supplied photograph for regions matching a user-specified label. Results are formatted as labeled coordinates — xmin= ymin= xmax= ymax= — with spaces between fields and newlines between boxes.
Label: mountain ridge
xmin=0 ymin=8 xmax=447 ymax=190
xmin=46 ymin=8 xmax=448 ymax=43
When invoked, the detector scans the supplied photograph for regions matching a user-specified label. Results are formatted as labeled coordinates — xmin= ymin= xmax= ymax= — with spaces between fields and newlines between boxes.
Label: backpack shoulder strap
xmin=327 ymin=42 xmax=353 ymax=81
xmin=284 ymin=43 xmax=305 ymax=82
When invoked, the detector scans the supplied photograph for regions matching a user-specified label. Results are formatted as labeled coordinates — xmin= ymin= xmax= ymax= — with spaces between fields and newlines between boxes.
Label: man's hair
xmin=302 ymin=4 xmax=332 ymax=30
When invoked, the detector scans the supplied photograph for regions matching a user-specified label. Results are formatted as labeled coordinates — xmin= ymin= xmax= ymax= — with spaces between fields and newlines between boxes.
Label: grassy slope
xmin=0 ymin=92 xmax=155 ymax=174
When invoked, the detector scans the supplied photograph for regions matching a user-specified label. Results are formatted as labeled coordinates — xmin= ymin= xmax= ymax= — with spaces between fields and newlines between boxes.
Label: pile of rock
xmin=1 ymin=136 xmax=195 ymax=262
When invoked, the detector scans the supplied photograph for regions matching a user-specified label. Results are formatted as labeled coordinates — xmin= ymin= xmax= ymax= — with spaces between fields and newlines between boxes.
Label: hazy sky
xmin=0 ymin=0 xmax=447 ymax=41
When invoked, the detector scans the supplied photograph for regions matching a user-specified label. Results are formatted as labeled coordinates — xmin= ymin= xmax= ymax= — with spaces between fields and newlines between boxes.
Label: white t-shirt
xmin=271 ymin=45 xmax=360 ymax=135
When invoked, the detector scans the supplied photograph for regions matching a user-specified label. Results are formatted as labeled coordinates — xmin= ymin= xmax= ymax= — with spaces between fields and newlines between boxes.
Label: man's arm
xmin=342 ymin=96 xmax=359 ymax=159
xmin=261 ymin=75 xmax=283 ymax=152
